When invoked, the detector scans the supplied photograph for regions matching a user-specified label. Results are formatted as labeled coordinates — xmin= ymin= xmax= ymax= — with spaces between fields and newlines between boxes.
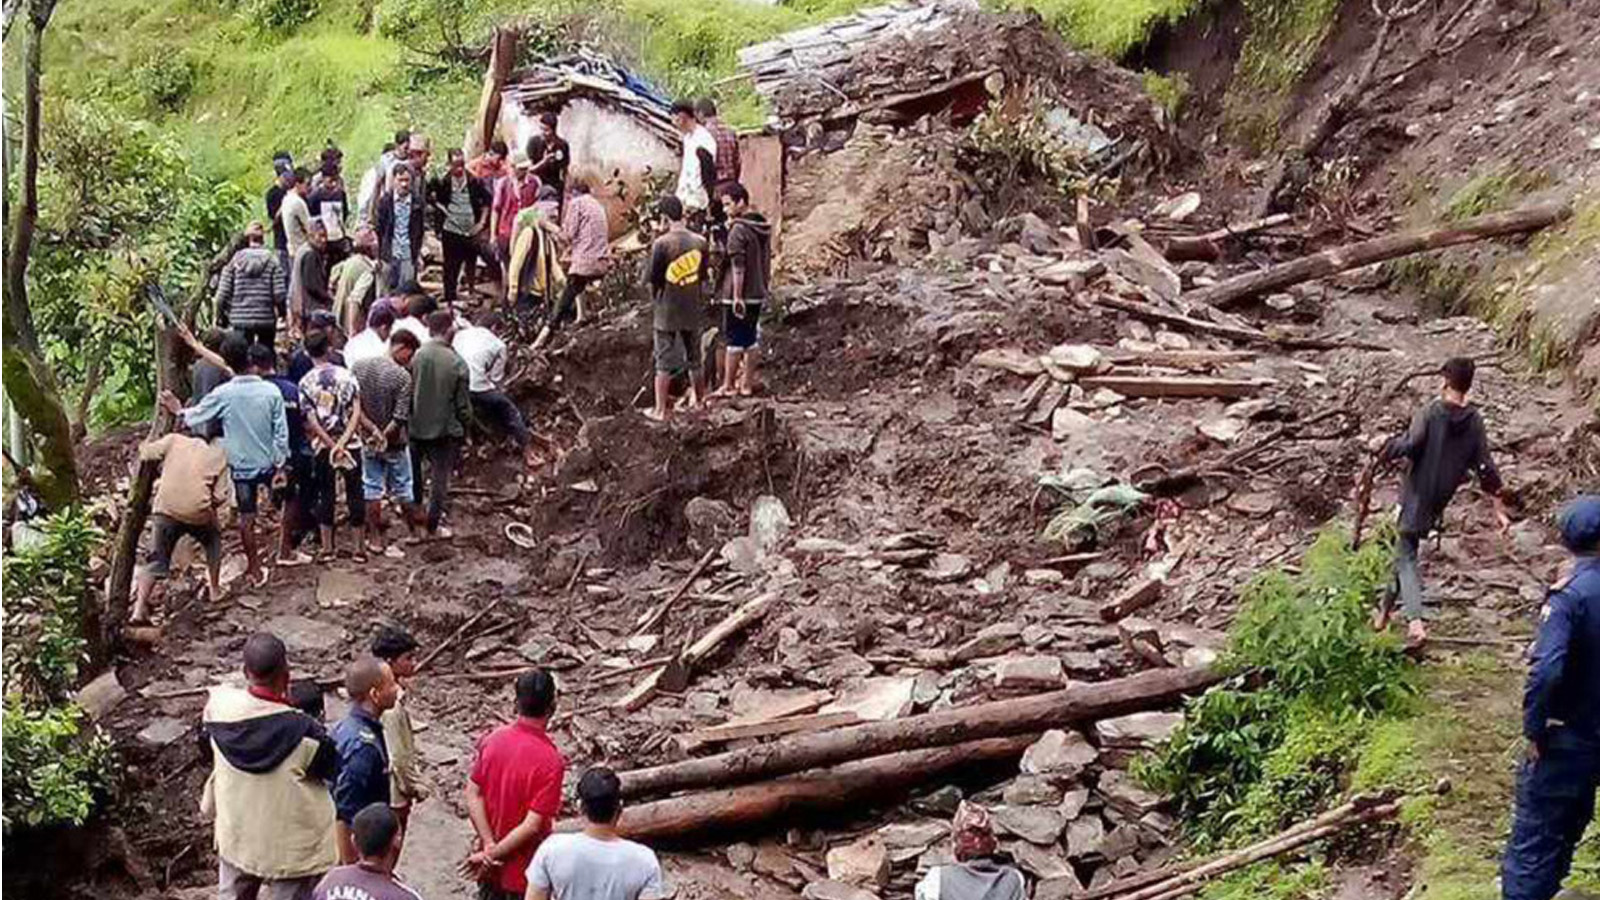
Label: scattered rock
xmin=994 ymin=655 xmax=1066 ymax=690
xmin=1045 ymin=344 xmax=1107 ymax=374
xmin=1065 ymin=814 xmax=1107 ymax=859
xmin=1034 ymin=873 xmax=1089 ymax=900
xmin=826 ymin=838 xmax=890 ymax=888
xmin=1154 ymin=191 xmax=1201 ymax=222
xmin=1002 ymin=775 xmax=1063 ymax=806
xmin=685 ymin=497 xmax=738 ymax=552
xmin=922 ymin=553 xmax=974 ymax=583
xmin=824 ymin=676 xmax=916 ymax=721
xmin=971 ymin=347 xmax=1046 ymax=376
xmin=77 ymin=670 xmax=126 ymax=721
xmin=803 ymin=880 xmax=880 ymax=900
xmin=1198 ymin=417 xmax=1246 ymax=444
xmin=1153 ymin=330 xmax=1191 ymax=350
xmin=1228 ymin=491 xmax=1277 ymax=516
xmin=794 ymin=537 xmax=857 ymax=555
xmin=877 ymin=820 xmax=949 ymax=854
xmin=1095 ymin=712 xmax=1184 ymax=747
xmin=1099 ymin=769 xmax=1164 ymax=817
xmin=721 ymin=536 xmax=764 ymax=574
xmin=316 ymin=569 xmax=371 ymax=607
xmin=1021 ymin=624 xmax=1053 ymax=647
xmin=1005 ymin=840 xmax=1075 ymax=880
xmin=912 ymin=785 xmax=964 ymax=817
xmin=750 ymin=495 xmax=793 ymax=555
xmin=994 ymin=805 xmax=1067 ymax=845
xmin=1021 ymin=730 xmax=1098 ymax=781
xmin=1099 ymin=826 xmax=1141 ymax=861
xmin=264 ymin=614 xmax=346 ymax=654
xmin=1024 ymin=568 xmax=1065 ymax=585
xmin=1051 ymin=407 xmax=1096 ymax=442
xmin=726 ymin=842 xmax=757 ymax=871
xmin=137 ymin=716 xmax=190 ymax=747
xmin=753 ymin=842 xmax=800 ymax=882
xmin=1059 ymin=788 xmax=1089 ymax=820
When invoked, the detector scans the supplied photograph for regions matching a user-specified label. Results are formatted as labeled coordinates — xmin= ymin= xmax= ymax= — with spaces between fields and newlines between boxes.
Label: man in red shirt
xmin=460 ymin=669 xmax=566 ymax=900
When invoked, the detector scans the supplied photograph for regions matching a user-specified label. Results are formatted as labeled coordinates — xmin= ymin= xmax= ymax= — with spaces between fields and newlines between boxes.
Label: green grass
xmin=1344 ymin=652 xmax=1600 ymax=899
xmin=989 ymin=0 xmax=1203 ymax=57
xmin=1221 ymin=0 xmax=1341 ymax=150
xmin=1142 ymin=70 xmax=1190 ymax=118
xmin=1443 ymin=166 xmax=1551 ymax=221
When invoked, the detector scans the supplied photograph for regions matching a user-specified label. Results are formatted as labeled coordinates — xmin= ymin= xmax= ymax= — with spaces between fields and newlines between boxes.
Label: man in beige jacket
xmin=202 ymin=632 xmax=339 ymax=899
xmin=131 ymin=431 xmax=233 ymax=624
xmin=371 ymin=625 xmax=431 ymax=845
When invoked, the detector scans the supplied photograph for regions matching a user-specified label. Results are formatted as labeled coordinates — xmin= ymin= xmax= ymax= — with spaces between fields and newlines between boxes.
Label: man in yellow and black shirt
xmin=645 ymin=195 xmax=709 ymax=422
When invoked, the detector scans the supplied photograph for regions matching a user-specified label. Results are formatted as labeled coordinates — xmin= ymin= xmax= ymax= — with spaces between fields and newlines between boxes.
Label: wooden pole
xmin=608 ymin=734 xmax=1038 ymax=842
xmin=468 ymin=27 xmax=520 ymax=160
xmin=618 ymin=664 xmax=1222 ymax=799
xmin=1189 ymin=202 xmax=1571 ymax=310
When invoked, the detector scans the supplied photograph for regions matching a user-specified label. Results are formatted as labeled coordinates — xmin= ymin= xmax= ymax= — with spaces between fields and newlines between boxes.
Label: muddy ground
xmin=66 ymin=231 xmax=1593 ymax=900
xmin=46 ymin=1 xmax=1600 ymax=895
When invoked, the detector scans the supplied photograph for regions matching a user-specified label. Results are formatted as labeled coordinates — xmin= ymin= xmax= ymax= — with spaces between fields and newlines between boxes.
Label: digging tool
xmin=1350 ymin=446 xmax=1384 ymax=549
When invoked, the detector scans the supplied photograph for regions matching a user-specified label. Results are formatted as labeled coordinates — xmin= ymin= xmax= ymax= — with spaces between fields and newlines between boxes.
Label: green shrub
xmin=1443 ymin=167 xmax=1548 ymax=222
xmin=1 ymin=698 xmax=115 ymax=833
xmin=245 ymin=0 xmax=322 ymax=34
xmin=2 ymin=509 xmax=105 ymax=701
xmin=992 ymin=0 xmax=1204 ymax=57
xmin=131 ymin=52 xmax=201 ymax=113
xmin=1135 ymin=527 xmax=1413 ymax=848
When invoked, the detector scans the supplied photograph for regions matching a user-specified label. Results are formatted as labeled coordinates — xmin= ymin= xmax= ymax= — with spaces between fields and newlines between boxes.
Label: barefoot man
xmin=1372 ymin=356 xmax=1510 ymax=648
xmin=645 ymin=195 xmax=708 ymax=422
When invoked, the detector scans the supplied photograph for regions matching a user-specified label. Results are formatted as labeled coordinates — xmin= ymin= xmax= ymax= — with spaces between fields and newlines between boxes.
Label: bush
xmin=964 ymin=86 xmax=1094 ymax=201
xmin=2 ymin=509 xmax=105 ymax=701
xmin=131 ymin=52 xmax=200 ymax=113
xmin=1 ymin=699 xmax=115 ymax=833
xmin=1135 ymin=527 xmax=1414 ymax=848
xmin=1 ymin=509 xmax=115 ymax=834
xmin=245 ymin=0 xmax=322 ymax=34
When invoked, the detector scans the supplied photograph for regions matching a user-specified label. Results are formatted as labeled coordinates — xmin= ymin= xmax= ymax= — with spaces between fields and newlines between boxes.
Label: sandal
xmin=276 ymin=551 xmax=314 ymax=568
xmin=251 ymin=569 xmax=271 ymax=589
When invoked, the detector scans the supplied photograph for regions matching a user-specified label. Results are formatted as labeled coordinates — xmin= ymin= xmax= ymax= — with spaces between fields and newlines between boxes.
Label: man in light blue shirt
xmin=160 ymin=345 xmax=288 ymax=589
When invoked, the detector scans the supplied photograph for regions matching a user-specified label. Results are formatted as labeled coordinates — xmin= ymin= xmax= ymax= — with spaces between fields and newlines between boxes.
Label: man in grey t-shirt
xmin=525 ymin=768 xmax=665 ymax=900
xmin=313 ymin=804 xmax=424 ymax=900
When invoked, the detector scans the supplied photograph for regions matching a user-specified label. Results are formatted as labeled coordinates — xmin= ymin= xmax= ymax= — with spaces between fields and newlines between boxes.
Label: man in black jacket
xmin=712 ymin=183 xmax=771 ymax=398
xmin=215 ymin=221 xmax=288 ymax=347
xmin=1373 ymin=356 xmax=1511 ymax=647
xmin=375 ymin=166 xmax=425 ymax=294
xmin=428 ymin=148 xmax=492 ymax=307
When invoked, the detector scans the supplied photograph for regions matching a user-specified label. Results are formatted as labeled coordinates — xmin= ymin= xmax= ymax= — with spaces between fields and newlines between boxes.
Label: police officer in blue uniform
xmin=1502 ymin=495 xmax=1600 ymax=900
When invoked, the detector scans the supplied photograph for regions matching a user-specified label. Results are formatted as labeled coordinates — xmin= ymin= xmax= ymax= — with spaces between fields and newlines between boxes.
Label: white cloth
xmin=394 ymin=316 xmax=428 ymax=343
xmin=452 ymin=325 xmax=507 ymax=393
xmin=343 ymin=328 xmax=388 ymax=366
xmin=525 ymin=833 xmax=666 ymax=900
xmin=675 ymin=126 xmax=717 ymax=212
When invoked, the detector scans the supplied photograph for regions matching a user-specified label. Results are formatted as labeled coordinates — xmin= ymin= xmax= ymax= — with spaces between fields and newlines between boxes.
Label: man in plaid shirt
xmin=696 ymin=98 xmax=740 ymax=188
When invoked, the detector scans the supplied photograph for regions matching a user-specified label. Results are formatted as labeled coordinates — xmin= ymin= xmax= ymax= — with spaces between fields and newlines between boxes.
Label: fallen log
xmin=635 ymin=547 xmax=718 ymax=635
xmin=681 ymin=710 xmax=863 ymax=750
xmin=609 ymin=735 xmax=1038 ymax=842
xmin=617 ymin=592 xmax=780 ymax=711
xmin=1190 ymin=202 xmax=1571 ymax=310
xmin=1093 ymin=296 xmax=1271 ymax=345
xmin=1101 ymin=577 xmax=1163 ymax=622
xmin=1102 ymin=348 xmax=1259 ymax=371
xmin=618 ymin=664 xmax=1222 ymax=799
xmin=1098 ymin=794 xmax=1402 ymax=900
xmin=1160 ymin=213 xmax=1294 ymax=262
xmin=1077 ymin=375 xmax=1269 ymax=400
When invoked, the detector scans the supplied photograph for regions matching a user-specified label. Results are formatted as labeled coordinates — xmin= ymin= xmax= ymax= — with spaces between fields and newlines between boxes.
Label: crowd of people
xmin=135 ymin=99 xmax=775 ymax=618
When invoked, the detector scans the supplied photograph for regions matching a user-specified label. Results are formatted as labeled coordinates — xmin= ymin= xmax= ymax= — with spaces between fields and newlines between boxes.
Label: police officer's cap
xmin=1558 ymin=495 xmax=1600 ymax=553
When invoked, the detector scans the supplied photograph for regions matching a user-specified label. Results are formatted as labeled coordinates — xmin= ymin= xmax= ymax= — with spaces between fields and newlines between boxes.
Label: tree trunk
xmin=608 ymin=735 xmax=1038 ymax=843
xmin=1 ymin=0 xmax=76 ymax=511
xmin=103 ymin=265 xmax=233 ymax=641
xmin=618 ymin=664 xmax=1222 ymax=799
xmin=1189 ymin=201 xmax=1572 ymax=311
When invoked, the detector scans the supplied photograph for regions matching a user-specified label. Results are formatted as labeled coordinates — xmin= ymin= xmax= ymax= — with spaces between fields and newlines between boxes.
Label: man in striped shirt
xmin=352 ymin=330 xmax=420 ymax=553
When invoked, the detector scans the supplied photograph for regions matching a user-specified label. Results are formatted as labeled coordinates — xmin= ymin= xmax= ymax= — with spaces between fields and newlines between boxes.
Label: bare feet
xmin=1405 ymin=618 xmax=1427 ymax=649
xmin=643 ymin=408 xmax=668 ymax=423
xmin=276 ymin=551 xmax=313 ymax=568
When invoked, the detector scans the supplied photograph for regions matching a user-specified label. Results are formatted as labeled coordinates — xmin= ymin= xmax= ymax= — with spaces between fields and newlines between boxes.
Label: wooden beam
xmin=1077 ymin=375 xmax=1269 ymax=399
xmin=469 ymin=27 xmax=521 ymax=159
xmin=618 ymin=664 xmax=1222 ymax=799
xmin=1100 ymin=577 xmax=1163 ymax=622
xmin=681 ymin=711 xmax=864 ymax=750
xmin=1189 ymin=202 xmax=1571 ymax=310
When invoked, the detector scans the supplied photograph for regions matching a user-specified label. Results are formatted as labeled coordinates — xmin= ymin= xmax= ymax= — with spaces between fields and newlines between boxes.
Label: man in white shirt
xmin=525 ymin=767 xmax=665 ymax=900
xmin=671 ymin=101 xmax=717 ymax=224
xmin=344 ymin=305 xmax=400 ymax=367
xmin=451 ymin=313 xmax=534 ymax=467
xmin=281 ymin=168 xmax=314 ymax=259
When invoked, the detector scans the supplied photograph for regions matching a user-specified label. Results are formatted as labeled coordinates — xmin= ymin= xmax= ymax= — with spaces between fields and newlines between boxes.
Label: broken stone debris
xmin=1020 ymin=730 xmax=1098 ymax=782
xmin=825 ymin=837 xmax=890 ymax=888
